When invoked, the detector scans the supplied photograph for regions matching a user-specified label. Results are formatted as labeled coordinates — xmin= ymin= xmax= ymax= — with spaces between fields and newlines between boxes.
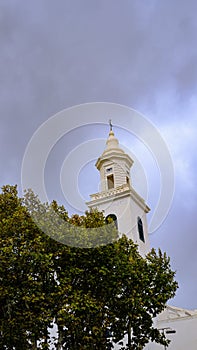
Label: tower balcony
xmin=90 ymin=183 xmax=130 ymax=201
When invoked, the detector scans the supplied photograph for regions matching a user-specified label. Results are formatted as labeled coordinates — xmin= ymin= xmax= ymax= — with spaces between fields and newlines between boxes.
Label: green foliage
xmin=0 ymin=185 xmax=178 ymax=349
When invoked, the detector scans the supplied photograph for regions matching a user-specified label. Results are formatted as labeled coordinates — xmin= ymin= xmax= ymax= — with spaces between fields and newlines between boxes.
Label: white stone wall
xmin=144 ymin=307 xmax=197 ymax=350
xmin=113 ymin=306 xmax=197 ymax=350
xmin=87 ymin=187 xmax=150 ymax=256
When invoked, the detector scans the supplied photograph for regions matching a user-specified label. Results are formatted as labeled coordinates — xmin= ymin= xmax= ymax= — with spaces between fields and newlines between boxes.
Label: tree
xmin=0 ymin=185 xmax=57 ymax=349
xmin=55 ymin=236 xmax=177 ymax=349
xmin=0 ymin=185 xmax=178 ymax=349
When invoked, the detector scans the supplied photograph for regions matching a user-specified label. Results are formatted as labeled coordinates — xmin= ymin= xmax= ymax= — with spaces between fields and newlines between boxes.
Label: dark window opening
xmin=126 ymin=176 xmax=130 ymax=186
xmin=106 ymin=214 xmax=118 ymax=230
xmin=107 ymin=174 xmax=114 ymax=189
xmin=138 ymin=217 xmax=145 ymax=242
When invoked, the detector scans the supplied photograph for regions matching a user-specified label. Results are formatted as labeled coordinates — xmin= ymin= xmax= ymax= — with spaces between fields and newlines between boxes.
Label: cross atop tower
xmin=109 ymin=119 xmax=113 ymax=132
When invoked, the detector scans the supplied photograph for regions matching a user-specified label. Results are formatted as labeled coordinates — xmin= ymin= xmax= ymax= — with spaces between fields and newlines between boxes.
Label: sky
xmin=1 ymin=0 xmax=197 ymax=310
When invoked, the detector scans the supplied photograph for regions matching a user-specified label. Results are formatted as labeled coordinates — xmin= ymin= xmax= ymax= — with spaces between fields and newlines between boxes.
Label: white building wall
xmin=99 ymin=159 xmax=129 ymax=191
xmin=113 ymin=161 xmax=127 ymax=187
xmin=144 ymin=308 xmax=197 ymax=350
xmin=113 ymin=307 xmax=197 ymax=350
xmin=87 ymin=188 xmax=150 ymax=256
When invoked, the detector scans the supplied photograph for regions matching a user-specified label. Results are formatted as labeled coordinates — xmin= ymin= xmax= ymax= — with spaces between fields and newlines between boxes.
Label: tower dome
xmin=102 ymin=130 xmax=124 ymax=155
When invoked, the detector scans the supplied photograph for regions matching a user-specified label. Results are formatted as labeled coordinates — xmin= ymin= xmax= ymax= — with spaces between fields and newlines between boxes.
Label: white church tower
xmin=86 ymin=121 xmax=150 ymax=256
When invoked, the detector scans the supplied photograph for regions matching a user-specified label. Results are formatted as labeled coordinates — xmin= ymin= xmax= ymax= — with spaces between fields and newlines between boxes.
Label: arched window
xmin=107 ymin=174 xmax=114 ymax=189
xmin=138 ymin=217 xmax=145 ymax=242
xmin=106 ymin=214 xmax=118 ymax=229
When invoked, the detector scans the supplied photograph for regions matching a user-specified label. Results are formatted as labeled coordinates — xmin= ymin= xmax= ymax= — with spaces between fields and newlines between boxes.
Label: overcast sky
xmin=1 ymin=0 xmax=197 ymax=310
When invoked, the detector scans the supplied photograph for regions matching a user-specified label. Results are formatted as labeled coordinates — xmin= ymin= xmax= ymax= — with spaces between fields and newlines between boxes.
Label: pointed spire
xmin=95 ymin=120 xmax=134 ymax=170
xmin=104 ymin=120 xmax=122 ymax=153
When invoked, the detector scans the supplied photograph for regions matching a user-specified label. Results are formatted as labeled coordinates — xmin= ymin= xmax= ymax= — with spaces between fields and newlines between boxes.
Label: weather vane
xmin=109 ymin=119 xmax=113 ymax=132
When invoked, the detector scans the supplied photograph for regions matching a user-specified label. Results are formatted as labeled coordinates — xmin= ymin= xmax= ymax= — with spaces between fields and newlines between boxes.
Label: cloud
xmin=0 ymin=0 xmax=197 ymax=308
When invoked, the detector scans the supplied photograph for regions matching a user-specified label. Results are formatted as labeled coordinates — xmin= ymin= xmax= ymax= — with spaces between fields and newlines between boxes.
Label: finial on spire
xmin=109 ymin=119 xmax=113 ymax=132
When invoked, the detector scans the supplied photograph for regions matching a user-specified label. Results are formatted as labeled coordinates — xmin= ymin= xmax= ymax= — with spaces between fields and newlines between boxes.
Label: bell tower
xmin=86 ymin=122 xmax=150 ymax=255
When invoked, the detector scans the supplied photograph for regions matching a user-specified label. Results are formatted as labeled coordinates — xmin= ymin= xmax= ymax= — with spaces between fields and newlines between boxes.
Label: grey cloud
xmin=0 ymin=0 xmax=197 ymax=308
